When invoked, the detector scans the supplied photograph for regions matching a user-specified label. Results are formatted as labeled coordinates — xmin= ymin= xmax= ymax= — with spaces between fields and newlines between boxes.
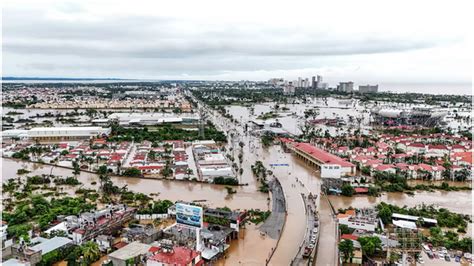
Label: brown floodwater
xmin=217 ymin=223 xmax=277 ymax=266
xmin=327 ymin=190 xmax=472 ymax=215
xmin=1 ymin=158 xmax=269 ymax=211
xmin=4 ymin=98 xmax=473 ymax=265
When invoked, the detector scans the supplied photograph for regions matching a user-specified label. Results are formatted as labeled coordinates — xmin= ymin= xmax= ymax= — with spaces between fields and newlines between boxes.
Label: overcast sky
xmin=2 ymin=0 xmax=472 ymax=92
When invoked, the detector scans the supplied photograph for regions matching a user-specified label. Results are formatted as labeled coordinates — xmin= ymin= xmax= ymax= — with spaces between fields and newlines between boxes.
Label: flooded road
xmin=218 ymin=223 xmax=277 ymax=266
xmin=316 ymin=196 xmax=338 ymax=266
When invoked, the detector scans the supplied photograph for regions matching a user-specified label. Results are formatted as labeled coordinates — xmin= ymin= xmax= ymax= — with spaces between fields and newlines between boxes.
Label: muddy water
xmin=218 ymin=223 xmax=277 ymax=266
xmin=407 ymin=180 xmax=472 ymax=188
xmin=1 ymin=158 xmax=269 ymax=211
xmin=226 ymin=99 xmax=372 ymax=136
xmin=328 ymin=190 xmax=473 ymax=215
xmin=316 ymin=196 xmax=338 ymax=266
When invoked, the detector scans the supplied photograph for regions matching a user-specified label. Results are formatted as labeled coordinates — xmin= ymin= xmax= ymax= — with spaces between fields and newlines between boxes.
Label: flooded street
xmin=2 ymin=97 xmax=472 ymax=266
xmin=218 ymin=223 xmax=277 ymax=266
xmin=316 ymin=196 xmax=338 ymax=266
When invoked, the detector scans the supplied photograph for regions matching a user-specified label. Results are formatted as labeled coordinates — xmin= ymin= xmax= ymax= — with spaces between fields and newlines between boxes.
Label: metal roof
xmin=392 ymin=213 xmax=437 ymax=224
xmin=30 ymin=237 xmax=72 ymax=255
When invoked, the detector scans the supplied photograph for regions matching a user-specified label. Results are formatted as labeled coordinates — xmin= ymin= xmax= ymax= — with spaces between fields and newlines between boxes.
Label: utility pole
xmin=199 ymin=107 xmax=207 ymax=139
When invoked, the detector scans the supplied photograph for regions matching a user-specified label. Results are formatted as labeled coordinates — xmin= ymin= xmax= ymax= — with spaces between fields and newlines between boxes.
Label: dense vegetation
xmin=372 ymin=171 xmax=471 ymax=194
xmin=108 ymin=122 xmax=226 ymax=142
xmin=376 ymin=202 xmax=470 ymax=230
xmin=136 ymin=200 xmax=174 ymax=214
xmin=2 ymin=195 xmax=95 ymax=239
xmin=247 ymin=209 xmax=271 ymax=225
xmin=428 ymin=226 xmax=472 ymax=252
xmin=213 ymin=176 xmax=239 ymax=185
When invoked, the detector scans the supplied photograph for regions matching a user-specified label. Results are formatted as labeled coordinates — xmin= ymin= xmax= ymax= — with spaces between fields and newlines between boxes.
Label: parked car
xmin=445 ymin=255 xmax=451 ymax=262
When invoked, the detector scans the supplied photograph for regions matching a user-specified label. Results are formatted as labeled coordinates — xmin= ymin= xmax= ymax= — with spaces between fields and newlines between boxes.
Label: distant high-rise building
xmin=311 ymin=76 xmax=316 ymax=89
xmin=337 ymin=82 xmax=354 ymax=92
xmin=284 ymin=82 xmax=295 ymax=95
xmin=268 ymin=78 xmax=284 ymax=86
xmin=358 ymin=84 xmax=378 ymax=93
xmin=317 ymin=75 xmax=323 ymax=83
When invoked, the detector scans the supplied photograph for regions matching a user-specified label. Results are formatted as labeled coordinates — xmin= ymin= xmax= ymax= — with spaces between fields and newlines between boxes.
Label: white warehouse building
xmin=2 ymin=127 xmax=111 ymax=142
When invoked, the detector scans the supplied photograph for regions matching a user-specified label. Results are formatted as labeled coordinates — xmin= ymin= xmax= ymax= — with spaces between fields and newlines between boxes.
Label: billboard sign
xmin=176 ymin=203 xmax=203 ymax=229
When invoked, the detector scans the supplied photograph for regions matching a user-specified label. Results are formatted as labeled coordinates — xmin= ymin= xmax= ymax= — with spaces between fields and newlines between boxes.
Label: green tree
xmin=72 ymin=160 xmax=81 ymax=175
xmin=358 ymin=236 xmax=382 ymax=257
xmin=338 ymin=239 xmax=354 ymax=263
xmin=339 ymin=224 xmax=352 ymax=235
xmin=122 ymin=167 xmax=142 ymax=177
xmin=341 ymin=184 xmax=355 ymax=197
xmin=377 ymin=204 xmax=393 ymax=224
xmin=97 ymin=165 xmax=108 ymax=175
xmin=81 ymin=241 xmax=101 ymax=264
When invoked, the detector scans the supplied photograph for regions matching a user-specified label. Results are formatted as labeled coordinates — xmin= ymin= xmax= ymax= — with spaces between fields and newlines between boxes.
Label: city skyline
xmin=2 ymin=0 xmax=472 ymax=94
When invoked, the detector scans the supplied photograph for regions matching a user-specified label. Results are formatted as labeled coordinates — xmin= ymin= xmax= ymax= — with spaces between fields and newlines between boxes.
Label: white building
xmin=108 ymin=112 xmax=199 ymax=126
xmin=321 ymin=164 xmax=342 ymax=178
xmin=1 ymin=221 xmax=8 ymax=242
xmin=337 ymin=82 xmax=354 ymax=92
xmin=27 ymin=127 xmax=111 ymax=142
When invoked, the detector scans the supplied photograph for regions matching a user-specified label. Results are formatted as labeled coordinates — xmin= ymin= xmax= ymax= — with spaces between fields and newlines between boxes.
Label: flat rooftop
xmin=108 ymin=241 xmax=151 ymax=260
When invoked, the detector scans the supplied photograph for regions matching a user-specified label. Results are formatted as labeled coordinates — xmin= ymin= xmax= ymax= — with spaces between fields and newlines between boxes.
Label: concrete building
xmin=321 ymin=164 xmax=343 ymax=178
xmin=283 ymin=82 xmax=295 ymax=95
xmin=290 ymin=142 xmax=355 ymax=176
xmin=337 ymin=82 xmax=354 ymax=92
xmin=26 ymin=127 xmax=111 ymax=142
xmin=358 ymin=84 xmax=378 ymax=93
xmin=108 ymin=113 xmax=199 ymax=126
xmin=192 ymin=141 xmax=235 ymax=181
xmin=108 ymin=241 xmax=151 ymax=266
xmin=337 ymin=209 xmax=379 ymax=232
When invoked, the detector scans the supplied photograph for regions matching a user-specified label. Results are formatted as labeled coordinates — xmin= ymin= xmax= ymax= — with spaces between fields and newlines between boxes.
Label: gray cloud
xmin=1 ymin=1 xmax=470 ymax=89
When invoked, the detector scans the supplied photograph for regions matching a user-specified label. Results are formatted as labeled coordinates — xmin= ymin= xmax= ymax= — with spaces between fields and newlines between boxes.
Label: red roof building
xmin=292 ymin=142 xmax=355 ymax=168
xmin=147 ymin=246 xmax=202 ymax=266
xmin=341 ymin=234 xmax=359 ymax=241
xmin=354 ymin=187 xmax=369 ymax=194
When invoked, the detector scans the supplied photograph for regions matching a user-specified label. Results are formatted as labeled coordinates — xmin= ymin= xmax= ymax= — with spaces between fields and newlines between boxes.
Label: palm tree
xmin=81 ymin=241 xmax=100 ymax=264
xmin=338 ymin=239 xmax=354 ymax=263
xmin=185 ymin=168 xmax=193 ymax=179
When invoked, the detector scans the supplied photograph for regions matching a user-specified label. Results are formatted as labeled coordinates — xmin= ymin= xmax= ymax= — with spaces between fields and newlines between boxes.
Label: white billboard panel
xmin=176 ymin=203 xmax=203 ymax=229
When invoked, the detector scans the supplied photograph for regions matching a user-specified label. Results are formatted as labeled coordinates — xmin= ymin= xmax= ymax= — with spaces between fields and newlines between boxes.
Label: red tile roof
xmin=374 ymin=164 xmax=395 ymax=171
xmin=341 ymin=234 xmax=359 ymax=241
xmin=149 ymin=246 xmax=160 ymax=253
xmin=293 ymin=142 xmax=355 ymax=167
xmin=409 ymin=143 xmax=425 ymax=148
xmin=354 ymin=187 xmax=369 ymax=193
xmin=452 ymin=151 xmax=473 ymax=165
xmin=137 ymin=165 xmax=162 ymax=170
